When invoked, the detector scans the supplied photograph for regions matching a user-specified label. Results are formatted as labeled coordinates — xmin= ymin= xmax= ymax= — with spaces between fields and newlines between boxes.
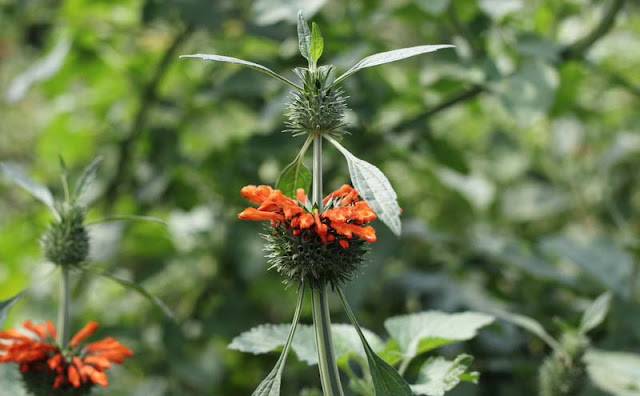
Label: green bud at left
xmin=41 ymin=204 xmax=90 ymax=267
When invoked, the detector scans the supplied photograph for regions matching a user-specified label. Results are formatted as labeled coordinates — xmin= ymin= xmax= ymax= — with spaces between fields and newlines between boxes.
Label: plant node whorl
xmin=41 ymin=204 xmax=90 ymax=267
xmin=265 ymin=225 xmax=367 ymax=289
xmin=285 ymin=66 xmax=348 ymax=137
xmin=21 ymin=365 xmax=93 ymax=396
xmin=538 ymin=332 xmax=588 ymax=396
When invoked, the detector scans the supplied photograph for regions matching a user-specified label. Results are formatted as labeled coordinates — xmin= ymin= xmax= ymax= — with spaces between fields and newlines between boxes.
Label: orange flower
xmin=238 ymin=184 xmax=377 ymax=248
xmin=0 ymin=320 xmax=132 ymax=390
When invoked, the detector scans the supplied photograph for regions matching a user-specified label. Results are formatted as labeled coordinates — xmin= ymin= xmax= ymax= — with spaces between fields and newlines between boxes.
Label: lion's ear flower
xmin=0 ymin=320 xmax=132 ymax=396
xmin=237 ymin=184 xmax=377 ymax=288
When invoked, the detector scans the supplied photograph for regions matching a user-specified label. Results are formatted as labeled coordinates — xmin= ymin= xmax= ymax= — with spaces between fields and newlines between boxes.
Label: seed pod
xmin=41 ymin=204 xmax=90 ymax=267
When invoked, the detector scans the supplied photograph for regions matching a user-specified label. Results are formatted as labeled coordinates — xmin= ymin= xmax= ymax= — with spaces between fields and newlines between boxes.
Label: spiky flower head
xmin=238 ymin=184 xmax=376 ymax=288
xmin=0 ymin=320 xmax=133 ymax=396
xmin=41 ymin=203 xmax=90 ymax=267
xmin=285 ymin=66 xmax=348 ymax=138
xmin=538 ymin=332 xmax=588 ymax=396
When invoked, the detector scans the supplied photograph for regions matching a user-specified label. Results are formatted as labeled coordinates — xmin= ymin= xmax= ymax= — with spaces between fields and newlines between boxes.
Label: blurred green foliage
xmin=1 ymin=0 xmax=639 ymax=395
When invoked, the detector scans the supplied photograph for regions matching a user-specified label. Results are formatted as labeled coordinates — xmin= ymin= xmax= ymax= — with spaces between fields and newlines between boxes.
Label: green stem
xmin=312 ymin=285 xmax=344 ymax=396
xmin=311 ymin=133 xmax=344 ymax=396
xmin=57 ymin=267 xmax=71 ymax=347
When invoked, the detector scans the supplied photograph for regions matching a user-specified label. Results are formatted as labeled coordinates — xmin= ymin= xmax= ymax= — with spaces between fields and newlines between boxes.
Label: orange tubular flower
xmin=238 ymin=184 xmax=377 ymax=248
xmin=0 ymin=320 xmax=132 ymax=392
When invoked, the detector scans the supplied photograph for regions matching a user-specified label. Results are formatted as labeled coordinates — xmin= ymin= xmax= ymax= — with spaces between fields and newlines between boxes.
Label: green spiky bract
xmin=264 ymin=225 xmax=368 ymax=289
xmin=41 ymin=204 xmax=90 ymax=267
xmin=20 ymin=362 xmax=94 ymax=396
xmin=286 ymin=66 xmax=348 ymax=138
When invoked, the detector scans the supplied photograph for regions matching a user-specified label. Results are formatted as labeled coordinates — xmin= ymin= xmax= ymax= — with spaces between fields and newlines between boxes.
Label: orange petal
xmin=68 ymin=364 xmax=81 ymax=388
xmin=338 ymin=239 xmax=349 ymax=249
xmin=70 ymin=321 xmax=99 ymax=348
xmin=296 ymin=189 xmax=307 ymax=203
xmin=238 ymin=208 xmax=284 ymax=222
xmin=299 ymin=213 xmax=314 ymax=229
xmin=240 ymin=185 xmax=274 ymax=205
xmin=82 ymin=365 xmax=109 ymax=387
xmin=323 ymin=184 xmax=353 ymax=204
xmin=22 ymin=321 xmax=46 ymax=340
xmin=47 ymin=354 xmax=63 ymax=370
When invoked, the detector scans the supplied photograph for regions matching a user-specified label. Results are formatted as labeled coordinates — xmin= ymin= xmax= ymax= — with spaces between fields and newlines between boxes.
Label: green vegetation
xmin=1 ymin=0 xmax=639 ymax=395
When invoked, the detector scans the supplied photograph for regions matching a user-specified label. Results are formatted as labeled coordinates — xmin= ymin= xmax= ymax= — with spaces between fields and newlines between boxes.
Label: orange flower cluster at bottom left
xmin=0 ymin=320 xmax=132 ymax=389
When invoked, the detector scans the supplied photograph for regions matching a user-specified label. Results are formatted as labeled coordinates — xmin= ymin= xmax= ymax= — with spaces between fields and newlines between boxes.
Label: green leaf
xmin=411 ymin=354 xmax=478 ymax=396
xmin=491 ymin=310 xmax=560 ymax=350
xmin=338 ymin=287 xmax=412 ymax=396
xmin=180 ymin=54 xmax=302 ymax=90
xmin=367 ymin=350 xmax=413 ymax=396
xmin=229 ymin=323 xmax=384 ymax=366
xmin=251 ymin=286 xmax=305 ymax=396
xmin=73 ymin=156 xmax=102 ymax=202
xmin=542 ymin=235 xmax=633 ymax=298
xmin=327 ymin=136 xmax=402 ymax=236
xmin=1 ymin=163 xmax=56 ymax=215
xmin=492 ymin=60 xmax=558 ymax=125
xmin=0 ymin=291 xmax=26 ymax=328
xmin=585 ymin=349 xmax=640 ymax=396
xmin=89 ymin=269 xmax=175 ymax=321
xmin=580 ymin=292 xmax=612 ymax=334
xmin=384 ymin=311 xmax=494 ymax=360
xmin=276 ymin=159 xmax=311 ymax=198
xmin=333 ymin=45 xmax=454 ymax=84
xmin=309 ymin=22 xmax=324 ymax=66
xmin=297 ymin=11 xmax=311 ymax=63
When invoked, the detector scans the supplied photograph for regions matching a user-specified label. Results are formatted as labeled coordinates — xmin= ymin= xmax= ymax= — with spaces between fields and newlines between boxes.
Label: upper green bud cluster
xmin=41 ymin=203 xmax=90 ymax=268
xmin=285 ymin=66 xmax=347 ymax=137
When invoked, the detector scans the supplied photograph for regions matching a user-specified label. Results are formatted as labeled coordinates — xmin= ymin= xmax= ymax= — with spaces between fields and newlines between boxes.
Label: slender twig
xmin=103 ymin=25 xmax=194 ymax=212
xmin=394 ymin=0 xmax=626 ymax=127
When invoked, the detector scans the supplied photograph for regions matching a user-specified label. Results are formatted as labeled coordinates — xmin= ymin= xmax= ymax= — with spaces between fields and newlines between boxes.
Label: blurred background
xmin=1 ymin=0 xmax=639 ymax=395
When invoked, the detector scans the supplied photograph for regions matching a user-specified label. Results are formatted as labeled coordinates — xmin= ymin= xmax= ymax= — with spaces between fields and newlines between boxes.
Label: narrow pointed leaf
xmin=89 ymin=268 xmax=175 ymax=321
xmin=580 ymin=292 xmax=612 ymax=334
xmin=180 ymin=54 xmax=301 ymax=90
xmin=251 ymin=286 xmax=305 ymax=396
xmin=276 ymin=159 xmax=311 ymax=198
xmin=310 ymin=22 xmax=324 ymax=65
xmin=297 ymin=11 xmax=311 ymax=62
xmin=338 ymin=287 xmax=412 ymax=396
xmin=334 ymin=45 xmax=455 ymax=84
xmin=0 ymin=291 xmax=26 ymax=328
xmin=327 ymin=137 xmax=402 ymax=236
xmin=491 ymin=310 xmax=560 ymax=350
xmin=1 ymin=163 xmax=56 ymax=215
xmin=73 ymin=156 xmax=102 ymax=202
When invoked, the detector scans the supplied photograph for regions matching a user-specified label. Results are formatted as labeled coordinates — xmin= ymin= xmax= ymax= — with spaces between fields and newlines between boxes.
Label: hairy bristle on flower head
xmin=238 ymin=184 xmax=376 ymax=288
xmin=41 ymin=203 xmax=90 ymax=267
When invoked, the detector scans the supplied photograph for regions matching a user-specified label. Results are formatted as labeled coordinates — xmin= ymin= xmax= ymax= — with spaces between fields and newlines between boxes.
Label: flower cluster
xmin=238 ymin=184 xmax=376 ymax=287
xmin=239 ymin=184 xmax=376 ymax=248
xmin=0 ymin=320 xmax=132 ymax=395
